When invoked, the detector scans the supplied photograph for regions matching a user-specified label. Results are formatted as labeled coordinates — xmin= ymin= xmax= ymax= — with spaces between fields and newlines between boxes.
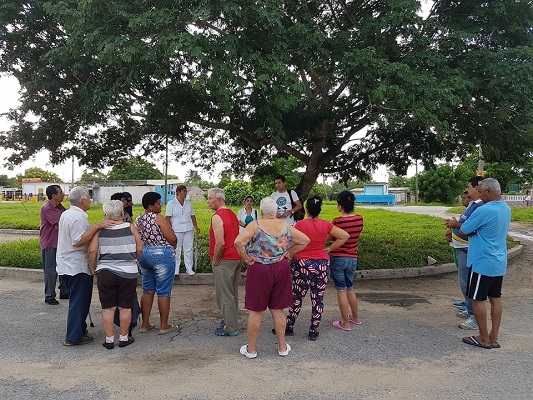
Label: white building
xmin=21 ymin=179 xmax=72 ymax=201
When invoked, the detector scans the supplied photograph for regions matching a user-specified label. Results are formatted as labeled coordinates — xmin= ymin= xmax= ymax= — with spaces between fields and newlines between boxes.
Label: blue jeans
xmin=329 ymin=256 xmax=357 ymax=290
xmin=456 ymin=248 xmax=474 ymax=317
xmin=62 ymin=273 xmax=93 ymax=343
xmin=139 ymin=246 xmax=175 ymax=297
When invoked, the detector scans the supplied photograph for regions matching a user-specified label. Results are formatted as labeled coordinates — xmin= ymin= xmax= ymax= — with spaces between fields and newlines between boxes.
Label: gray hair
xmin=260 ymin=197 xmax=278 ymax=217
xmin=69 ymin=186 xmax=90 ymax=206
xmin=479 ymin=178 xmax=501 ymax=194
xmin=208 ymin=188 xmax=225 ymax=202
xmin=103 ymin=200 xmax=123 ymax=221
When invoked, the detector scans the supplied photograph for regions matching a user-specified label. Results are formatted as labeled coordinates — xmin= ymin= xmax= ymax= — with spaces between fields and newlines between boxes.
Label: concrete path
xmin=1 ymin=243 xmax=532 ymax=399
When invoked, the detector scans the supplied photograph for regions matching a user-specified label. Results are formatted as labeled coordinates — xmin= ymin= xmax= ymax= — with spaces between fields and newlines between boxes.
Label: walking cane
xmin=88 ymin=311 xmax=95 ymax=327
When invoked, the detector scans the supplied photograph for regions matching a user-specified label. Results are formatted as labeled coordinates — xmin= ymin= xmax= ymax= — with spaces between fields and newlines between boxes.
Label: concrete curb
xmin=0 ymin=229 xmax=39 ymax=235
xmin=0 ymin=244 xmax=524 ymax=284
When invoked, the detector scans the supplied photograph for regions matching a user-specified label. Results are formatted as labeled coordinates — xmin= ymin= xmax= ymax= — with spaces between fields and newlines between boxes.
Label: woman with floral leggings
xmin=285 ymin=196 xmax=349 ymax=341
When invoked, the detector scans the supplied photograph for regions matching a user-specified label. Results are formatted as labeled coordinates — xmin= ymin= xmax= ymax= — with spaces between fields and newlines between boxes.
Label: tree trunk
xmin=296 ymin=166 xmax=320 ymax=202
xmin=296 ymin=126 xmax=328 ymax=201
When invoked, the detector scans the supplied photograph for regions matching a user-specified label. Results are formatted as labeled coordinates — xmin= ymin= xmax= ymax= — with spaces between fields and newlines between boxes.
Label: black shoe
xmin=308 ymin=331 xmax=319 ymax=341
xmin=102 ymin=341 xmax=114 ymax=350
xmin=59 ymin=294 xmax=69 ymax=299
xmin=63 ymin=336 xmax=94 ymax=346
xmin=45 ymin=298 xmax=59 ymax=305
xmin=119 ymin=336 xmax=135 ymax=348
xmin=271 ymin=326 xmax=294 ymax=336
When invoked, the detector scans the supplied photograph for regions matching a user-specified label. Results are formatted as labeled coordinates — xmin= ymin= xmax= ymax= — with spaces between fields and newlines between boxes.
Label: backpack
xmin=288 ymin=190 xmax=305 ymax=221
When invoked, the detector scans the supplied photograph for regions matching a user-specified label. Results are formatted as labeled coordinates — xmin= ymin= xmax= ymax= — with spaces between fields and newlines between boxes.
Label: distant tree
xmin=185 ymin=169 xmax=202 ymax=184
xmin=223 ymin=180 xmax=253 ymax=206
xmin=16 ymin=167 xmax=63 ymax=185
xmin=308 ymin=183 xmax=332 ymax=200
xmin=77 ymin=169 xmax=108 ymax=184
xmin=418 ymin=164 xmax=470 ymax=204
xmin=107 ymin=157 xmax=163 ymax=181
xmin=388 ymin=172 xmax=410 ymax=188
xmin=217 ymin=171 xmax=232 ymax=189
xmin=459 ymin=154 xmax=525 ymax=193
xmin=0 ymin=174 xmax=17 ymax=187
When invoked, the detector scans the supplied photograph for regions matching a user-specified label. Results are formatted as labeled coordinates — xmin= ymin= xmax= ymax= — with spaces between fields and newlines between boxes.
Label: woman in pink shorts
xmin=234 ymin=197 xmax=309 ymax=359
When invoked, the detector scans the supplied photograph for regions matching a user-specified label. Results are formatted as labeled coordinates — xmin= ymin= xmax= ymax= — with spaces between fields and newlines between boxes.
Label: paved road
xmin=0 ymin=210 xmax=532 ymax=399
xmin=1 ymin=243 xmax=532 ymax=399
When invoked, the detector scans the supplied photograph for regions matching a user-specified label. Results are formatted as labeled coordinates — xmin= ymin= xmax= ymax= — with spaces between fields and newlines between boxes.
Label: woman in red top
xmin=285 ymin=196 xmax=349 ymax=341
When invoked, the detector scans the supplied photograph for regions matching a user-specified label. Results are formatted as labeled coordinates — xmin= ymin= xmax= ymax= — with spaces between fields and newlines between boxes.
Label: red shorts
xmin=244 ymin=259 xmax=292 ymax=312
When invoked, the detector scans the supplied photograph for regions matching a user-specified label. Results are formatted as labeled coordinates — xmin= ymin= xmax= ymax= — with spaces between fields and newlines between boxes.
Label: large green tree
xmin=15 ymin=167 xmax=63 ymax=185
xmin=107 ymin=157 xmax=163 ymax=180
xmin=1 ymin=1 xmax=532 ymax=199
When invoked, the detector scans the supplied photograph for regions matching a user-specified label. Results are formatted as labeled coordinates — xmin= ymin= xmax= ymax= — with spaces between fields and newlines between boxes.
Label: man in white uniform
xmin=166 ymin=185 xmax=200 ymax=276
xmin=270 ymin=174 xmax=303 ymax=226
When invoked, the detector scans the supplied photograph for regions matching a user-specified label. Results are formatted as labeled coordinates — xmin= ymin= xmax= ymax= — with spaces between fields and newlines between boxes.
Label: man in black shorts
xmin=459 ymin=178 xmax=511 ymax=349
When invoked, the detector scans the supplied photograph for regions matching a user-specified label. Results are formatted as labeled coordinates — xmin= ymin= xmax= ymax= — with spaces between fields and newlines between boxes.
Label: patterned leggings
xmin=286 ymin=258 xmax=329 ymax=333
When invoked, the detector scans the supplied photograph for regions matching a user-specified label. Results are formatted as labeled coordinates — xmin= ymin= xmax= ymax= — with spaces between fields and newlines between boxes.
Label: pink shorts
xmin=244 ymin=259 xmax=293 ymax=312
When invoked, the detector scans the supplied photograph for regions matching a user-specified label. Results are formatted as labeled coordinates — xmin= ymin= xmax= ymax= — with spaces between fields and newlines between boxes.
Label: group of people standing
xmin=39 ymin=175 xmax=511 ymax=354
xmin=39 ymin=177 xmax=366 ymax=355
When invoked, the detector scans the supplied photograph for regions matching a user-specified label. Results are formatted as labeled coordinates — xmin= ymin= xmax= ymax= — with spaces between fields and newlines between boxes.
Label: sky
xmin=0 ymin=74 xmax=418 ymax=185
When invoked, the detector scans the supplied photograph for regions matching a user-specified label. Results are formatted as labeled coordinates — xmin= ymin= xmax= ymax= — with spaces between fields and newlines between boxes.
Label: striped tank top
xmin=96 ymin=222 xmax=138 ymax=278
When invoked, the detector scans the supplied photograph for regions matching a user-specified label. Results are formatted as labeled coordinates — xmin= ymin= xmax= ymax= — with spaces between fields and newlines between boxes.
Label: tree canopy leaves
xmin=15 ymin=167 xmax=63 ymax=185
xmin=107 ymin=157 xmax=163 ymax=180
xmin=1 ymin=0 xmax=532 ymax=199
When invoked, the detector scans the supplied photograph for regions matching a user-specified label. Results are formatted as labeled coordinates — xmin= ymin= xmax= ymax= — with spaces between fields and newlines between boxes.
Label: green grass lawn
xmin=446 ymin=205 xmax=533 ymax=222
xmin=0 ymin=200 xmax=522 ymax=272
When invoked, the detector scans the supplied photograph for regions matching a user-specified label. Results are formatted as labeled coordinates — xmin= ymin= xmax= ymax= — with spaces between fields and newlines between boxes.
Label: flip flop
xmin=462 ymin=336 xmax=492 ymax=349
xmin=332 ymin=320 xmax=352 ymax=331
xmin=158 ymin=325 xmax=179 ymax=335
xmin=349 ymin=315 xmax=363 ymax=325
xmin=139 ymin=324 xmax=157 ymax=333
xmin=492 ymin=342 xmax=501 ymax=349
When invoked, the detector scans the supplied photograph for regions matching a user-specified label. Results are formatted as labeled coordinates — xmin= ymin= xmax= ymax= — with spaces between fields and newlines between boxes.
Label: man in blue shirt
xmin=459 ymin=178 xmax=511 ymax=349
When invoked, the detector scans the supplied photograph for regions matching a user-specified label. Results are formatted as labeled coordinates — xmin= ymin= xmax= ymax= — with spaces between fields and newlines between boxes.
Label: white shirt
xmin=165 ymin=198 xmax=195 ymax=232
xmin=271 ymin=190 xmax=299 ymax=225
xmin=56 ymin=206 xmax=91 ymax=276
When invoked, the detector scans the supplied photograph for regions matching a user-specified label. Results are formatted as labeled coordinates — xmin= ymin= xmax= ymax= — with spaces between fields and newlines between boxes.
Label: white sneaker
xmin=278 ymin=343 xmax=291 ymax=356
xmin=240 ymin=344 xmax=257 ymax=359
xmin=459 ymin=318 xmax=478 ymax=330
xmin=186 ymin=270 xmax=196 ymax=276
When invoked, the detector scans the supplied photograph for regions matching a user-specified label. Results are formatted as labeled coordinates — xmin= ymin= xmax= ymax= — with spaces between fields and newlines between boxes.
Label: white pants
xmin=174 ymin=230 xmax=194 ymax=275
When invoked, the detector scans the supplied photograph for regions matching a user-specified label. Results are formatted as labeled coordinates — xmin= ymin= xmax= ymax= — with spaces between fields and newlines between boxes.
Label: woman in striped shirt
xmin=88 ymin=200 xmax=143 ymax=349
xmin=329 ymin=191 xmax=364 ymax=331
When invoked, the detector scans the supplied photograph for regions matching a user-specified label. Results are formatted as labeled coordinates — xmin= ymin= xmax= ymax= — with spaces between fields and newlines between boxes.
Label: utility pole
xmin=476 ymin=145 xmax=486 ymax=177
xmin=415 ymin=159 xmax=419 ymax=203
xmin=71 ymin=156 xmax=75 ymax=189
xmin=163 ymin=136 xmax=169 ymax=204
